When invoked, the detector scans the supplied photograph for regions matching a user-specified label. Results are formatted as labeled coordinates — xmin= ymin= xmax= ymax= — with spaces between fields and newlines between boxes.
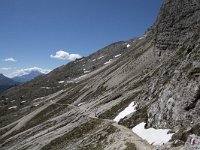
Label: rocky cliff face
xmin=151 ymin=0 xmax=200 ymax=50
xmin=148 ymin=0 xmax=200 ymax=130
xmin=0 ymin=0 xmax=200 ymax=149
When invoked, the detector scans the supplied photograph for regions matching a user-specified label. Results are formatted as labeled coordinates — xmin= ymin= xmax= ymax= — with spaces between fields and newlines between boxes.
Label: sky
xmin=0 ymin=0 xmax=163 ymax=77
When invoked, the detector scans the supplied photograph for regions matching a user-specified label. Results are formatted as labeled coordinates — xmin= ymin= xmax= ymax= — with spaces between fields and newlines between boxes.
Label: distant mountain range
xmin=1 ymin=0 xmax=200 ymax=149
xmin=0 ymin=71 xmax=43 ymax=92
xmin=12 ymin=71 xmax=43 ymax=83
xmin=0 ymin=74 xmax=19 ymax=92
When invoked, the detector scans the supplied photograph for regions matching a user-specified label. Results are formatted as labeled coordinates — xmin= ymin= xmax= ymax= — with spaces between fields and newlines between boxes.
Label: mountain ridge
xmin=0 ymin=0 xmax=200 ymax=149
xmin=0 ymin=74 xmax=19 ymax=92
xmin=12 ymin=70 xmax=43 ymax=83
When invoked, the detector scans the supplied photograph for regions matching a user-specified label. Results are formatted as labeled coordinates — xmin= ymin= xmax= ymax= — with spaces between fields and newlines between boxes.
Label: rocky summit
xmin=0 ymin=0 xmax=200 ymax=149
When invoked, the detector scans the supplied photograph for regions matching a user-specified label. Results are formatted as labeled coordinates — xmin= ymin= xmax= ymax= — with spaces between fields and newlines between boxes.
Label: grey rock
xmin=0 ymin=0 xmax=200 ymax=149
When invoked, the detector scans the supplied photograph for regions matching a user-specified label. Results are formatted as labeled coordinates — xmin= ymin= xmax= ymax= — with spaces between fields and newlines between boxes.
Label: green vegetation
xmin=41 ymin=119 xmax=102 ymax=150
xmin=172 ymin=123 xmax=200 ymax=142
xmin=119 ymin=106 xmax=148 ymax=128
xmin=134 ymin=49 xmax=146 ymax=59
xmin=0 ymin=85 xmax=85 ymax=145
xmin=188 ymin=67 xmax=200 ymax=78
xmin=94 ymin=85 xmax=107 ymax=98
xmin=24 ymin=85 xmax=86 ymax=130
xmin=195 ymin=86 xmax=200 ymax=101
xmin=102 ymin=64 xmax=121 ymax=78
xmin=26 ymin=104 xmax=68 ymax=130
xmin=98 ymin=93 xmax=122 ymax=106
xmin=133 ymin=43 xmax=151 ymax=59
xmin=125 ymin=142 xmax=137 ymax=150
xmin=190 ymin=45 xmax=200 ymax=61
xmin=182 ymin=63 xmax=192 ymax=72
xmin=175 ymin=46 xmax=186 ymax=57
xmin=41 ymin=119 xmax=118 ymax=150
xmin=190 ymin=123 xmax=200 ymax=136
xmin=99 ymin=93 xmax=139 ymax=119
xmin=184 ymin=86 xmax=200 ymax=111
xmin=172 ymin=127 xmax=187 ymax=142
xmin=151 ymin=66 xmax=160 ymax=76
xmin=86 ymin=125 xmax=118 ymax=150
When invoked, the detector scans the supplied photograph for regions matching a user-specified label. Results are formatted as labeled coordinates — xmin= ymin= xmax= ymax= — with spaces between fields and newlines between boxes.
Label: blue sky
xmin=0 ymin=0 xmax=163 ymax=77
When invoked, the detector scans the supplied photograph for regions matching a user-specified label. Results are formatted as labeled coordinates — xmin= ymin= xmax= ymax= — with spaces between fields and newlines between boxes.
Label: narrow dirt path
xmin=52 ymin=101 xmax=154 ymax=150
xmin=113 ymin=123 xmax=154 ymax=150
xmin=2 ymin=94 xmax=154 ymax=150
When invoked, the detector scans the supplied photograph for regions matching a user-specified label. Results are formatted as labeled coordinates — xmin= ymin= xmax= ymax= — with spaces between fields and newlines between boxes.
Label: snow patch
xmin=127 ymin=44 xmax=131 ymax=48
xmin=78 ymin=103 xmax=84 ymax=106
xmin=132 ymin=122 xmax=173 ymax=145
xmin=41 ymin=87 xmax=51 ymax=89
xmin=77 ymin=58 xmax=84 ymax=62
xmin=8 ymin=106 xmax=17 ymax=110
xmin=58 ymin=81 xmax=64 ymax=84
xmin=139 ymin=34 xmax=147 ymax=40
xmin=92 ymin=59 xmax=96 ymax=62
xmin=33 ymin=103 xmax=39 ymax=107
xmin=104 ymin=59 xmax=112 ymax=65
xmin=114 ymin=102 xmax=137 ymax=122
xmin=74 ymin=74 xmax=87 ymax=81
xmin=84 ymin=70 xmax=90 ymax=74
xmin=114 ymin=54 xmax=121 ymax=58
xmin=66 ymin=74 xmax=88 ymax=84
xmin=21 ymin=101 xmax=26 ymax=104
xmin=34 ymin=97 xmax=45 ymax=101
xmin=97 ymin=56 xmax=104 ymax=60
xmin=66 ymin=81 xmax=74 ymax=84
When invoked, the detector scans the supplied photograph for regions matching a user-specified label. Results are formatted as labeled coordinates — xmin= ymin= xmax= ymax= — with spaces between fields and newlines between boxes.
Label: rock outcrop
xmin=151 ymin=0 xmax=200 ymax=50
xmin=0 ymin=0 xmax=200 ymax=149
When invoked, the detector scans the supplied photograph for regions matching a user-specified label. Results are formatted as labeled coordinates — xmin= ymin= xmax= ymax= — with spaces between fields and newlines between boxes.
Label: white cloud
xmin=3 ymin=57 xmax=17 ymax=62
xmin=50 ymin=50 xmax=82 ymax=61
xmin=0 ymin=67 xmax=11 ymax=70
xmin=10 ymin=67 xmax=51 ymax=77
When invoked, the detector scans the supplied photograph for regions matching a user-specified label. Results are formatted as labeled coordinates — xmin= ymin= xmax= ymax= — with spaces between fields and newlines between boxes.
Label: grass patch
xmin=175 ymin=46 xmax=186 ymax=58
xmin=93 ymin=85 xmax=107 ymax=98
xmin=34 ymin=117 xmax=118 ymax=150
xmin=41 ymin=118 xmax=103 ymax=150
xmin=0 ymin=85 xmax=85 ymax=144
xmin=184 ymin=86 xmax=200 ymax=111
xmin=85 ymin=125 xmax=118 ymax=150
xmin=119 ymin=106 xmax=148 ymax=128
xmin=99 ymin=93 xmax=139 ymax=119
xmin=134 ymin=49 xmax=146 ymax=59
xmin=125 ymin=142 xmax=136 ymax=150
xmin=172 ymin=123 xmax=200 ymax=142
xmin=26 ymin=104 xmax=68 ymax=129
xmin=195 ymin=86 xmax=200 ymax=101
xmin=99 ymin=93 xmax=122 ymax=105
xmin=182 ymin=63 xmax=192 ymax=72
xmin=188 ymin=67 xmax=200 ymax=79
xmin=23 ymin=85 xmax=86 ymax=130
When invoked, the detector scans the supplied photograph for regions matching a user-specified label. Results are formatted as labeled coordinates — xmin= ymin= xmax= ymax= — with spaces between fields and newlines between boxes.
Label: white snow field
xmin=114 ymin=102 xmax=137 ymax=122
xmin=127 ymin=44 xmax=131 ymax=48
xmin=132 ymin=122 xmax=174 ymax=146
